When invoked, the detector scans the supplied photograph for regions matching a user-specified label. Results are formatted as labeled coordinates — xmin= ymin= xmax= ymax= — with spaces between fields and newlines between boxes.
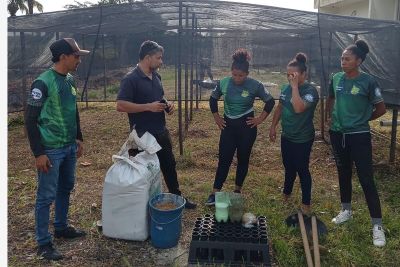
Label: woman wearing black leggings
xmin=269 ymin=53 xmax=319 ymax=215
xmin=205 ymin=49 xmax=275 ymax=205
xmin=327 ymin=40 xmax=386 ymax=247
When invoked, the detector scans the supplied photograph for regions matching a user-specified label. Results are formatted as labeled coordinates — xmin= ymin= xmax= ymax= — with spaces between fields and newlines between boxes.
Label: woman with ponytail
xmin=269 ymin=52 xmax=319 ymax=215
xmin=206 ymin=48 xmax=275 ymax=205
xmin=327 ymin=40 xmax=386 ymax=247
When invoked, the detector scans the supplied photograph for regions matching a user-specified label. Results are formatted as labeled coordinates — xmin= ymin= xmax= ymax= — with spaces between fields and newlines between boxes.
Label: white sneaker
xmin=372 ymin=225 xmax=386 ymax=247
xmin=331 ymin=209 xmax=352 ymax=224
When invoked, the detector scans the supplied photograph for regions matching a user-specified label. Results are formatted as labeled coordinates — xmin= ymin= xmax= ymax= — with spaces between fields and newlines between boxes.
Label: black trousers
xmin=329 ymin=130 xmax=382 ymax=218
xmin=153 ymin=129 xmax=181 ymax=196
xmin=213 ymin=113 xmax=257 ymax=190
xmin=281 ymin=136 xmax=314 ymax=205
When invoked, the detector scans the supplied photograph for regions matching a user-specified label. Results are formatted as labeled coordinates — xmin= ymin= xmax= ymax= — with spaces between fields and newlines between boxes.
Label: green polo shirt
xmin=211 ymin=77 xmax=273 ymax=119
xmin=280 ymin=83 xmax=319 ymax=143
xmin=329 ymin=72 xmax=383 ymax=133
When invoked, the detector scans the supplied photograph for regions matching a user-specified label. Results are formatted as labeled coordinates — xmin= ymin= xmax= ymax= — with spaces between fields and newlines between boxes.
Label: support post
xmin=178 ymin=1 xmax=183 ymax=155
xmin=102 ymin=34 xmax=107 ymax=100
xmin=184 ymin=6 xmax=189 ymax=131
xmin=190 ymin=12 xmax=195 ymax=120
xmin=389 ymin=109 xmax=398 ymax=163
xmin=20 ymin=32 xmax=27 ymax=110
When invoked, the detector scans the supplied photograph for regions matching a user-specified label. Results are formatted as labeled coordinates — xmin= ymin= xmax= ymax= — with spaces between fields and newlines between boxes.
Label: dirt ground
xmin=8 ymin=102 xmax=400 ymax=266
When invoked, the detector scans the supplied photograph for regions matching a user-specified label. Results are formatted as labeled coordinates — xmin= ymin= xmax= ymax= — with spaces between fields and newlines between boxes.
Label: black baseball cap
xmin=50 ymin=38 xmax=90 ymax=60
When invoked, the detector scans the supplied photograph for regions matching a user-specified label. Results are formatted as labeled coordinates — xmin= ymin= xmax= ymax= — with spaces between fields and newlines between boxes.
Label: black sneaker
xmin=205 ymin=194 xmax=215 ymax=206
xmin=54 ymin=226 xmax=86 ymax=239
xmin=184 ymin=197 xmax=197 ymax=209
xmin=37 ymin=242 xmax=63 ymax=261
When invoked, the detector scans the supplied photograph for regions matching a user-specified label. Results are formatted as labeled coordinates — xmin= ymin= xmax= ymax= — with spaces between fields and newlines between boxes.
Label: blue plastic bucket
xmin=149 ymin=193 xmax=186 ymax=248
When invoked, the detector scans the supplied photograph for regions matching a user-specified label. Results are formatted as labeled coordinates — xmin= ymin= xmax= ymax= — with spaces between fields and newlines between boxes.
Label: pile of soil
xmin=154 ymin=201 xmax=178 ymax=210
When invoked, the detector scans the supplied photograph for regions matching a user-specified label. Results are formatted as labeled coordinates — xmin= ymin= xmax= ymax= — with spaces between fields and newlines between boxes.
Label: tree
xmin=26 ymin=0 xmax=43 ymax=14
xmin=8 ymin=0 xmax=28 ymax=17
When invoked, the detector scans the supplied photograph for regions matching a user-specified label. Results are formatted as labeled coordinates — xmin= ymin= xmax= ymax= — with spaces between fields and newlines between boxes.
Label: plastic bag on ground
xmin=102 ymin=129 xmax=162 ymax=241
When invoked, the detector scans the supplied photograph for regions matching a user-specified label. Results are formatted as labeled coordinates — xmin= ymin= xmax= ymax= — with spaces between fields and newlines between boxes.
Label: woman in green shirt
xmin=205 ymin=48 xmax=275 ymax=205
xmin=269 ymin=53 xmax=319 ymax=215
xmin=327 ymin=40 xmax=386 ymax=247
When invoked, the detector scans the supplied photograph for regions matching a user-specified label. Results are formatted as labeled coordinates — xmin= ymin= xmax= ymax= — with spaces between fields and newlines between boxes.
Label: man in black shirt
xmin=116 ymin=40 xmax=197 ymax=209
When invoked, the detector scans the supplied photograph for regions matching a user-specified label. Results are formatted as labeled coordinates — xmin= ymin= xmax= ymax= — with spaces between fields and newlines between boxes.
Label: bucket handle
xmin=149 ymin=207 xmax=184 ymax=225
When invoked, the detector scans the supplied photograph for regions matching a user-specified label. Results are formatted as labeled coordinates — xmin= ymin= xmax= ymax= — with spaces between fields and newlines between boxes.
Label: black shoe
xmin=205 ymin=194 xmax=215 ymax=206
xmin=37 ymin=242 xmax=63 ymax=261
xmin=233 ymin=190 xmax=241 ymax=194
xmin=54 ymin=226 xmax=86 ymax=239
xmin=184 ymin=197 xmax=197 ymax=209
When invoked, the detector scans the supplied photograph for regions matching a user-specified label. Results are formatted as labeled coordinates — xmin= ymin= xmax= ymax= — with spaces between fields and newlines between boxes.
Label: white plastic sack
xmin=102 ymin=129 xmax=162 ymax=241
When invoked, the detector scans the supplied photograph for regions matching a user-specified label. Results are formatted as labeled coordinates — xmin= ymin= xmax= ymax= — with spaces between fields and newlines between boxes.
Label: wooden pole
xmin=298 ymin=211 xmax=314 ymax=267
xmin=312 ymin=216 xmax=321 ymax=267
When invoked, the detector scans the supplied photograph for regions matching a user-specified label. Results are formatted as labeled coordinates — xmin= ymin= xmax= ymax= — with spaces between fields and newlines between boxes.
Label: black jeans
xmin=329 ymin=130 xmax=382 ymax=218
xmin=281 ymin=136 xmax=314 ymax=205
xmin=153 ymin=129 xmax=181 ymax=196
xmin=213 ymin=113 xmax=257 ymax=190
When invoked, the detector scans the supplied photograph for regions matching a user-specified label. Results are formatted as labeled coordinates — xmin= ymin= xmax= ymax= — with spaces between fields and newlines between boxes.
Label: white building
xmin=314 ymin=0 xmax=400 ymax=20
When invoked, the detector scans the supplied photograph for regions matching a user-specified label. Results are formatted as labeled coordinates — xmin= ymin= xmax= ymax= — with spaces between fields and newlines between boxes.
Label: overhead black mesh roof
xmin=8 ymin=0 xmax=399 ymax=35
xmin=7 ymin=0 xmax=400 ymax=108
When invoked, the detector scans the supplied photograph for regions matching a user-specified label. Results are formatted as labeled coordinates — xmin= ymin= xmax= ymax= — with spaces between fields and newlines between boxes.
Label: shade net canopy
xmin=8 ymin=0 xmax=400 ymax=112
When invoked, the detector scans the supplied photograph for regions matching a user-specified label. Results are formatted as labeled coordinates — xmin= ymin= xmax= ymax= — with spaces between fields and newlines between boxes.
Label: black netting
xmin=8 ymin=0 xmax=400 ymax=112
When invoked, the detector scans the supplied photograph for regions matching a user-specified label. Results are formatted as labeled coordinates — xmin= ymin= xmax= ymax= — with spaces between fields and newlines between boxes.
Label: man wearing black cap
xmin=116 ymin=40 xmax=197 ymax=209
xmin=24 ymin=38 xmax=90 ymax=261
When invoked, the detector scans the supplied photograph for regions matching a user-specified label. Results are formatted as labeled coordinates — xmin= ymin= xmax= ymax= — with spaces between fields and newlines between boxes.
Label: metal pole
xmin=190 ymin=12 xmax=195 ymax=120
xmin=81 ymin=5 xmax=103 ymax=108
xmin=199 ymin=26 xmax=202 ymax=101
xmin=55 ymin=32 xmax=59 ymax=40
xmin=178 ymin=1 xmax=183 ymax=155
xmin=389 ymin=109 xmax=398 ymax=163
xmin=102 ymin=34 xmax=107 ymax=100
xmin=20 ymin=32 xmax=27 ymax=110
xmin=195 ymin=17 xmax=199 ymax=109
xmin=184 ymin=6 xmax=189 ymax=131
xmin=175 ymin=35 xmax=177 ymax=100
xmin=317 ymin=1 xmax=328 ymax=142
xmin=326 ymin=32 xmax=333 ymax=123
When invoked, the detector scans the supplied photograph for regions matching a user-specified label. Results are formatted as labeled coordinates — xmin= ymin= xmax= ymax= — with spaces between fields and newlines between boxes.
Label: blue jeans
xmin=35 ymin=143 xmax=77 ymax=245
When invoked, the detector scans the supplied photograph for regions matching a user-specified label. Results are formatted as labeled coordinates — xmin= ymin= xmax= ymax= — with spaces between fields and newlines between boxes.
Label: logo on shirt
xmin=31 ymin=88 xmax=42 ymax=100
xmin=241 ymin=90 xmax=249 ymax=97
xmin=71 ymin=86 xmax=77 ymax=96
xmin=304 ymin=94 xmax=314 ymax=102
xmin=280 ymin=93 xmax=286 ymax=101
xmin=350 ymin=85 xmax=360 ymax=95
xmin=375 ymin=88 xmax=382 ymax=98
